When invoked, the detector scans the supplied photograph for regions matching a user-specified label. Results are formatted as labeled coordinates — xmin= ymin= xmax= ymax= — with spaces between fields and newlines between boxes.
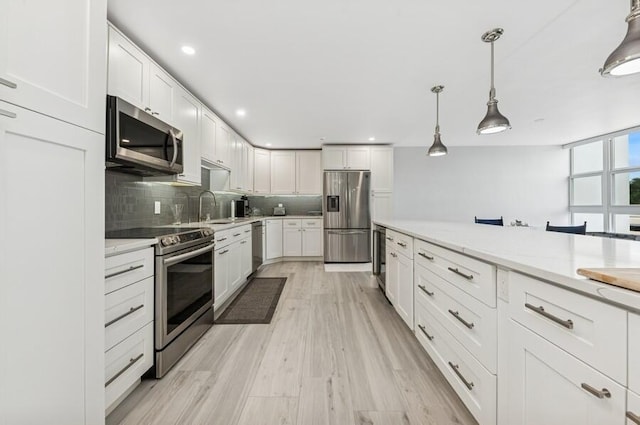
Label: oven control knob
xmin=161 ymin=237 xmax=173 ymax=246
xmin=173 ymin=235 xmax=181 ymax=244
xmin=203 ymin=229 xmax=213 ymax=237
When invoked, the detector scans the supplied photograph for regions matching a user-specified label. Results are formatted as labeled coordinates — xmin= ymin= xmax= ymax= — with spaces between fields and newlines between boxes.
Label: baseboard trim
xmin=324 ymin=262 xmax=373 ymax=272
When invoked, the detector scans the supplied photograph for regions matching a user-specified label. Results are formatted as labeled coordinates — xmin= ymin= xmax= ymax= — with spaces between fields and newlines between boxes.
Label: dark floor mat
xmin=215 ymin=277 xmax=287 ymax=324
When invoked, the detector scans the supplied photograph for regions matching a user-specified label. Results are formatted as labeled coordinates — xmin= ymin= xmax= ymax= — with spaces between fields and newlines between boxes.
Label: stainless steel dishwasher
xmin=251 ymin=221 xmax=264 ymax=274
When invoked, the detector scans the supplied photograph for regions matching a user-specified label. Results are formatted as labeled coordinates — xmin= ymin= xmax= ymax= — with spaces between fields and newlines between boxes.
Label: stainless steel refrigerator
xmin=323 ymin=171 xmax=371 ymax=263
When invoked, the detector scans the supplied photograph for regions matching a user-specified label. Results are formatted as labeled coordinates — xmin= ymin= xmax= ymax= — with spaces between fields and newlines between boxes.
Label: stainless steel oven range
xmin=106 ymin=227 xmax=215 ymax=378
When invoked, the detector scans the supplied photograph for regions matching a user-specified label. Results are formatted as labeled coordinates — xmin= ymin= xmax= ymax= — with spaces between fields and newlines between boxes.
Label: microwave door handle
xmin=168 ymin=129 xmax=178 ymax=168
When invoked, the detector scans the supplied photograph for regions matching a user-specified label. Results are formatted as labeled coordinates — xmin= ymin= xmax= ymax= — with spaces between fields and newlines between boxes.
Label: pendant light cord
xmin=435 ymin=91 xmax=440 ymax=133
xmin=490 ymin=40 xmax=496 ymax=100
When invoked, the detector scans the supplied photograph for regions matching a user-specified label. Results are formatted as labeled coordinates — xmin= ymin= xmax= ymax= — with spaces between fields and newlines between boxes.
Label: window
xmin=568 ymin=129 xmax=640 ymax=234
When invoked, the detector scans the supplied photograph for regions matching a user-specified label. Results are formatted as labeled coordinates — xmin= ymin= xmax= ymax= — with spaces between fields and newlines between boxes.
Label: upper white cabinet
xmin=370 ymin=146 xmax=394 ymax=192
xmin=271 ymin=151 xmax=297 ymax=194
xmin=148 ymin=63 xmax=176 ymax=124
xmin=254 ymin=148 xmax=271 ymax=194
xmin=371 ymin=191 xmax=393 ymax=221
xmin=322 ymin=146 xmax=371 ymax=170
xmin=0 ymin=0 xmax=107 ymax=134
xmin=245 ymin=144 xmax=255 ymax=194
xmin=107 ymin=27 xmax=148 ymax=110
xmin=201 ymin=107 xmax=218 ymax=165
xmin=172 ymin=88 xmax=201 ymax=185
xmin=215 ymin=122 xmax=232 ymax=169
xmin=0 ymin=101 xmax=104 ymax=424
xmin=296 ymin=150 xmax=322 ymax=194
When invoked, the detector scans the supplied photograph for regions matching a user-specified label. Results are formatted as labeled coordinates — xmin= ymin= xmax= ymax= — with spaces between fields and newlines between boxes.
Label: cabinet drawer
xmin=387 ymin=229 xmax=413 ymax=256
xmin=509 ymin=272 xmax=627 ymax=384
xmin=214 ymin=228 xmax=232 ymax=248
xmin=415 ymin=263 xmax=497 ymax=374
xmin=283 ymin=219 xmax=302 ymax=228
xmin=105 ymin=276 xmax=154 ymax=351
xmin=228 ymin=224 xmax=251 ymax=243
xmin=630 ymin=313 xmax=640 ymax=394
xmin=105 ymin=247 xmax=154 ymax=294
xmin=105 ymin=322 xmax=153 ymax=410
xmin=628 ymin=390 xmax=640 ymax=425
xmin=414 ymin=302 xmax=496 ymax=425
xmin=302 ymin=218 xmax=322 ymax=229
xmin=414 ymin=239 xmax=496 ymax=308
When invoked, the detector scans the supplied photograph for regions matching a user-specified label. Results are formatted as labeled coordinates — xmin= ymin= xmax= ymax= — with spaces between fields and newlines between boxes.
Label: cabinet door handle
xmin=390 ymin=252 xmax=397 ymax=258
xmin=627 ymin=411 xmax=640 ymax=425
xmin=525 ymin=303 xmax=574 ymax=329
xmin=0 ymin=108 xmax=17 ymax=119
xmin=0 ymin=77 xmax=17 ymax=89
xmin=418 ymin=285 xmax=434 ymax=297
xmin=580 ymin=383 xmax=611 ymax=399
xmin=144 ymin=107 xmax=152 ymax=112
xmin=105 ymin=264 xmax=144 ymax=279
xmin=105 ymin=304 xmax=144 ymax=328
xmin=233 ymin=233 xmax=241 ymax=237
xmin=418 ymin=252 xmax=434 ymax=260
xmin=240 ymin=241 xmax=247 ymax=244
xmin=105 ymin=353 xmax=144 ymax=387
xmin=417 ymin=324 xmax=434 ymax=340
xmin=218 ymin=249 xmax=229 ymax=255
xmin=397 ymin=242 xmax=407 ymax=248
xmin=216 ymin=237 xmax=227 ymax=242
xmin=245 ymin=230 xmax=251 ymax=233
xmin=448 ymin=310 xmax=475 ymax=329
xmin=448 ymin=362 xmax=474 ymax=390
xmin=447 ymin=267 xmax=473 ymax=280
xmin=151 ymin=111 xmax=159 ymax=116
xmin=385 ymin=237 xmax=393 ymax=241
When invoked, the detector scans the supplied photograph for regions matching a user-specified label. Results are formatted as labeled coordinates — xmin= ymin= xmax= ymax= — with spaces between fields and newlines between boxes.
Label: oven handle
xmin=163 ymin=243 xmax=215 ymax=267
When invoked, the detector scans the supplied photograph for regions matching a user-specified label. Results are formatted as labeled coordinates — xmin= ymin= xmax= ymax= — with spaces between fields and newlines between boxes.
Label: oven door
xmin=155 ymin=242 xmax=214 ymax=350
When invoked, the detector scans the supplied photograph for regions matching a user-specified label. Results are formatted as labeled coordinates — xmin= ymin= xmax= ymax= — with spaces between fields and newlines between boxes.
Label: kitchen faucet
xmin=198 ymin=190 xmax=217 ymax=221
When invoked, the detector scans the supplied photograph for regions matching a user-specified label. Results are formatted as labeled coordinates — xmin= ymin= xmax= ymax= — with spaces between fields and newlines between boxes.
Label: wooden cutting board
xmin=576 ymin=268 xmax=640 ymax=292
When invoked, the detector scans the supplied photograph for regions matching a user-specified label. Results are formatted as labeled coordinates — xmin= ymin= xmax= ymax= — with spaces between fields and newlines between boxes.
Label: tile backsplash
xmin=106 ymin=169 xmax=323 ymax=231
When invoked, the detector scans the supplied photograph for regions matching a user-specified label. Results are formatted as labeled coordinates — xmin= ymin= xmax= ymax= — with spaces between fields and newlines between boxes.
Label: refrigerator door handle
xmin=327 ymin=230 xmax=369 ymax=235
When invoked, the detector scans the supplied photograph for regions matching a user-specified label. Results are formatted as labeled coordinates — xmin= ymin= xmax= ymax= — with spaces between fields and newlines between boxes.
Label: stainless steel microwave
xmin=106 ymin=95 xmax=184 ymax=176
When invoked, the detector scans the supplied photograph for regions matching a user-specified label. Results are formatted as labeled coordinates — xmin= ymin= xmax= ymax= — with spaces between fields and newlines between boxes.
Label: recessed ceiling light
xmin=266 ymin=143 xmax=272 ymax=147
xmin=236 ymin=109 xmax=246 ymax=117
xmin=368 ymin=137 xmax=376 ymax=141
xmin=181 ymin=45 xmax=196 ymax=55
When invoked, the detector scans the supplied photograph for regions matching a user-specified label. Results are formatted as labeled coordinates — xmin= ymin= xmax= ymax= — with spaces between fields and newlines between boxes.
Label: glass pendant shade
xmin=477 ymin=98 xmax=511 ymax=134
xmin=428 ymin=131 xmax=447 ymax=156
xmin=601 ymin=2 xmax=640 ymax=77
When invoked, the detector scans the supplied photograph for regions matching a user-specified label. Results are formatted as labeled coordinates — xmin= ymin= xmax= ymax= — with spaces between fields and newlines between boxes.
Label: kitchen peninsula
xmin=374 ymin=219 xmax=640 ymax=424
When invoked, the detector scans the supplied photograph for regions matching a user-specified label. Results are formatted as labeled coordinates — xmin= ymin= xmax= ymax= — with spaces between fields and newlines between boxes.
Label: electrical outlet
xmin=154 ymin=201 xmax=161 ymax=214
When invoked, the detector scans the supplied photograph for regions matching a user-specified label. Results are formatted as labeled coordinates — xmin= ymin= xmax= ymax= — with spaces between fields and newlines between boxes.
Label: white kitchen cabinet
xmin=386 ymin=245 xmax=399 ymax=306
xmin=302 ymin=219 xmax=323 ymax=256
xmin=296 ymin=150 xmax=323 ymax=194
xmin=107 ymin=26 xmax=149 ymax=110
xmin=227 ymin=240 xmax=243 ymax=293
xmin=271 ymin=151 xmax=297 ymax=194
xmin=387 ymin=245 xmax=413 ymax=330
xmin=0 ymin=102 xmax=104 ymax=424
xmin=148 ymin=62 xmax=176 ymax=125
xmin=266 ymin=219 xmax=283 ymax=259
xmin=201 ymin=107 xmax=218 ymax=165
xmin=214 ymin=225 xmax=252 ymax=310
xmin=371 ymin=191 xmax=393 ymax=221
xmin=214 ymin=245 xmax=230 ymax=309
xmin=240 ymin=236 xmax=252 ymax=279
xmin=630 ymin=313 xmax=640 ymax=394
xmin=245 ymin=144 xmax=255 ymax=193
xmin=508 ymin=320 xmax=625 ymax=425
xmin=370 ymin=146 xmax=394 ymax=191
xmin=322 ymin=146 xmax=371 ymax=170
xmin=254 ymin=148 xmax=271 ymax=194
xmin=0 ymin=0 xmax=107 ymax=134
xmin=283 ymin=221 xmax=303 ymax=256
xmin=230 ymin=133 xmax=243 ymax=191
xmin=172 ymin=88 xmax=202 ymax=185
xmin=215 ymin=122 xmax=232 ymax=168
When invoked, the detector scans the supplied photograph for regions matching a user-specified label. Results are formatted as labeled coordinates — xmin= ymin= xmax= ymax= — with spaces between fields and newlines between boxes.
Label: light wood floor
xmin=107 ymin=262 xmax=477 ymax=425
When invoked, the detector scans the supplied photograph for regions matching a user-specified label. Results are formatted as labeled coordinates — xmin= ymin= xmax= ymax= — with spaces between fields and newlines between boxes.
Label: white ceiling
xmin=107 ymin=0 xmax=640 ymax=149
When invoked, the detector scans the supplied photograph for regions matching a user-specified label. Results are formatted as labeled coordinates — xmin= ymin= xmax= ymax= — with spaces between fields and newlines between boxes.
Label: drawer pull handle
xmin=0 ymin=77 xmax=17 ymax=89
xmin=105 ymin=304 xmax=144 ymax=328
xmin=525 ymin=303 xmax=574 ymax=329
xmin=233 ymin=233 xmax=242 ymax=237
xmin=0 ymin=108 xmax=17 ymax=119
xmin=580 ymin=383 xmax=611 ymax=399
xmin=386 ymin=237 xmax=393 ymax=241
xmin=447 ymin=267 xmax=473 ymax=280
xmin=390 ymin=252 xmax=397 ymax=258
xmin=627 ymin=411 xmax=640 ymax=424
xmin=448 ymin=309 xmax=475 ymax=329
xmin=418 ymin=285 xmax=434 ymax=297
xmin=240 ymin=241 xmax=247 ymax=244
xmin=218 ymin=249 xmax=229 ymax=255
xmin=105 ymin=353 xmax=144 ymax=387
xmin=417 ymin=324 xmax=434 ymax=340
xmin=448 ymin=362 xmax=474 ymax=390
xmin=418 ymin=252 xmax=434 ymax=260
xmin=105 ymin=264 xmax=144 ymax=279
xmin=397 ymin=241 xmax=407 ymax=248
xmin=245 ymin=230 xmax=251 ymax=233
xmin=217 ymin=237 xmax=227 ymax=242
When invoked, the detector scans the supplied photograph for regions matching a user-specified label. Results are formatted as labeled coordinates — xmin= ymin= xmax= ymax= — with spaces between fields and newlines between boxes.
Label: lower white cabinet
xmin=301 ymin=225 xmax=323 ymax=256
xmin=507 ymin=320 xmax=625 ymax=425
xmin=283 ymin=219 xmax=303 ymax=256
xmin=266 ymin=219 xmax=283 ymax=259
xmin=281 ymin=218 xmax=323 ymax=257
xmin=386 ymin=246 xmax=399 ymax=305
xmin=629 ymin=313 xmax=640 ymax=394
xmin=371 ymin=191 xmax=393 ymax=221
xmin=214 ymin=226 xmax=252 ymax=310
xmin=386 ymin=245 xmax=413 ymax=329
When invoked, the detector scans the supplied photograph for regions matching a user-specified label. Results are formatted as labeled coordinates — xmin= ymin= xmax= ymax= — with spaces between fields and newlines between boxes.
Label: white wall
xmin=393 ymin=146 xmax=570 ymax=227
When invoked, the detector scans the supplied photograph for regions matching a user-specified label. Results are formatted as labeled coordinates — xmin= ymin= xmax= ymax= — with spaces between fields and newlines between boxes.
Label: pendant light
xmin=601 ymin=0 xmax=640 ymax=77
xmin=427 ymin=85 xmax=448 ymax=157
xmin=477 ymin=28 xmax=511 ymax=135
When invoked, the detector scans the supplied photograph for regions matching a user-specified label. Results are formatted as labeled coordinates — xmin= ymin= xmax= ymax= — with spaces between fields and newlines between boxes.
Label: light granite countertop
xmin=105 ymin=238 xmax=157 ymax=257
xmin=374 ymin=219 xmax=640 ymax=310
